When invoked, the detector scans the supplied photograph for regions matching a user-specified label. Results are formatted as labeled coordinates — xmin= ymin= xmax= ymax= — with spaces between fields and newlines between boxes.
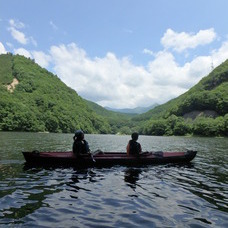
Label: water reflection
xmin=124 ymin=168 xmax=142 ymax=190
xmin=0 ymin=132 xmax=228 ymax=227
xmin=0 ymin=165 xmax=62 ymax=224
xmin=174 ymin=164 xmax=228 ymax=213
xmin=66 ymin=169 xmax=94 ymax=198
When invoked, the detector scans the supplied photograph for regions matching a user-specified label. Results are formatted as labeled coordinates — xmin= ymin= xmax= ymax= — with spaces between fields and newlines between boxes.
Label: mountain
xmin=84 ymin=99 xmax=137 ymax=134
xmin=85 ymin=99 xmax=133 ymax=118
xmin=0 ymin=53 xmax=111 ymax=133
xmin=0 ymin=53 xmax=227 ymax=136
xmin=134 ymin=60 xmax=228 ymax=136
xmin=105 ymin=104 xmax=158 ymax=114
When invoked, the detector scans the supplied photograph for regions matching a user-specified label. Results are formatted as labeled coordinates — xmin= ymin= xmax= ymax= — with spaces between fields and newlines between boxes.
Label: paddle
xmin=89 ymin=151 xmax=96 ymax=162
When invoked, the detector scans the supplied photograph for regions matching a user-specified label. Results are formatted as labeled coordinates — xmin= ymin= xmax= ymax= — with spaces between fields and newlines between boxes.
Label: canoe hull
xmin=22 ymin=150 xmax=197 ymax=168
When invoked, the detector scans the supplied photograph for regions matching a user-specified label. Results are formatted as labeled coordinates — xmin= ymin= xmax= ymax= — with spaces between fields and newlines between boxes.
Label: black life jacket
xmin=73 ymin=140 xmax=89 ymax=155
xmin=129 ymin=140 xmax=141 ymax=155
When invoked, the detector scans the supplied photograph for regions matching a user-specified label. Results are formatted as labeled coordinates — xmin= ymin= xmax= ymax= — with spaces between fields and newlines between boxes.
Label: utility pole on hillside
xmin=211 ymin=59 xmax=214 ymax=71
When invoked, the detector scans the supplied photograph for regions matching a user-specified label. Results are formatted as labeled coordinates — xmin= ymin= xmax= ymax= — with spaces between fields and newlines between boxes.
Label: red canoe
xmin=22 ymin=150 xmax=197 ymax=168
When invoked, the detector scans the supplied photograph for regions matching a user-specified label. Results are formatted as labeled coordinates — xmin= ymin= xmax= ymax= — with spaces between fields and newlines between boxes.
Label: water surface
xmin=0 ymin=132 xmax=227 ymax=227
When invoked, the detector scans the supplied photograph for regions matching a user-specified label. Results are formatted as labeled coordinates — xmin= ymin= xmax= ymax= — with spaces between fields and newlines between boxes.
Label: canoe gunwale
xmin=22 ymin=150 xmax=197 ymax=168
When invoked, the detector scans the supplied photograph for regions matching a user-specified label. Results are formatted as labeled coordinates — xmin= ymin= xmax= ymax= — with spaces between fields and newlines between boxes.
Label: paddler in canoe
xmin=126 ymin=132 xmax=142 ymax=156
xmin=73 ymin=130 xmax=91 ymax=156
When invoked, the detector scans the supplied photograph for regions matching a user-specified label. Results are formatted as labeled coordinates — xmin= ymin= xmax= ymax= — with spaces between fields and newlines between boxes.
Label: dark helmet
xmin=74 ymin=130 xmax=84 ymax=140
xmin=131 ymin=132 xmax=139 ymax=140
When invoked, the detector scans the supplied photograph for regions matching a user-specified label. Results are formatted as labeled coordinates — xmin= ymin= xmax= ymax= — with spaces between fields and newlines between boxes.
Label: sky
xmin=1 ymin=0 xmax=228 ymax=109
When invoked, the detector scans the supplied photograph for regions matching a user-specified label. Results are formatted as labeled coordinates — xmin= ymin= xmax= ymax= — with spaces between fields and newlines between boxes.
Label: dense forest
xmin=0 ymin=53 xmax=227 ymax=136
xmin=133 ymin=60 xmax=228 ymax=136
xmin=0 ymin=54 xmax=111 ymax=133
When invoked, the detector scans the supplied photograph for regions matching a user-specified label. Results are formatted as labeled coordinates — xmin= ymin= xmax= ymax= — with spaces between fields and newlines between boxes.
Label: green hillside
xmin=84 ymin=99 xmax=137 ymax=134
xmin=0 ymin=53 xmax=111 ymax=133
xmin=0 ymin=53 xmax=227 ymax=136
xmin=134 ymin=60 xmax=228 ymax=136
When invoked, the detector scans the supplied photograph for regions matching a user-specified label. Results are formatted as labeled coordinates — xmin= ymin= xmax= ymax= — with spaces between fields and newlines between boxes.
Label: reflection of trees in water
xmin=124 ymin=168 xmax=142 ymax=190
xmin=168 ymin=163 xmax=228 ymax=213
xmin=1 ymin=166 xmax=63 ymax=222
xmin=1 ymin=166 xmax=100 ymax=222
xmin=4 ymin=168 xmax=99 ymax=221
xmin=66 ymin=169 xmax=93 ymax=195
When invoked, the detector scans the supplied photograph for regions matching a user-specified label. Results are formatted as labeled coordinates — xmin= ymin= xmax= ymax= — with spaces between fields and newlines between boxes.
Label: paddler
xmin=126 ymin=132 xmax=142 ymax=156
xmin=73 ymin=130 xmax=90 ymax=156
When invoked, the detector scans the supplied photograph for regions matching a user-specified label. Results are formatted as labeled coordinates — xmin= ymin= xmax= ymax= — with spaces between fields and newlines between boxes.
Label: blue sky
xmin=1 ymin=0 xmax=228 ymax=108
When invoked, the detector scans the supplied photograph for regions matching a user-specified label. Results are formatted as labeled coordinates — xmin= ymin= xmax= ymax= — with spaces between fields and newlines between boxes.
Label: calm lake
xmin=0 ymin=132 xmax=227 ymax=227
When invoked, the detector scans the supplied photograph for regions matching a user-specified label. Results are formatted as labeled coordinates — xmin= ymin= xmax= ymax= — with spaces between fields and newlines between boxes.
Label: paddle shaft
xmin=90 ymin=153 xmax=96 ymax=162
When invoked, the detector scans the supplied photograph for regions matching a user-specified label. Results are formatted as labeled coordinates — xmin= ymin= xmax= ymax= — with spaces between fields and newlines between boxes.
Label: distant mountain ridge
xmin=105 ymin=104 xmax=158 ymax=114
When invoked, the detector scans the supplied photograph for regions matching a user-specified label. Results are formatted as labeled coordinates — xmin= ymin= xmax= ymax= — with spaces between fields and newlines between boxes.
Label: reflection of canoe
xmin=22 ymin=150 xmax=197 ymax=168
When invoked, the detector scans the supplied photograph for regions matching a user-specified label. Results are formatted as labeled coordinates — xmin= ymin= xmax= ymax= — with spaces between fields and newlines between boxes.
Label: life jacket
xmin=129 ymin=140 xmax=141 ymax=155
xmin=73 ymin=140 xmax=89 ymax=155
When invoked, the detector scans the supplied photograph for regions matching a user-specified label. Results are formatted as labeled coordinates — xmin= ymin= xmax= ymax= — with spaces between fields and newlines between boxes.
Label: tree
xmin=173 ymin=121 xmax=191 ymax=136
xmin=193 ymin=117 xmax=217 ymax=136
xmin=144 ymin=119 xmax=166 ymax=136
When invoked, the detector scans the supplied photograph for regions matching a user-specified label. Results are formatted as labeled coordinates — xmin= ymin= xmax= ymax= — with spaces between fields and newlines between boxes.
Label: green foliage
xmin=192 ymin=117 xmax=224 ymax=136
xmin=140 ymin=114 xmax=227 ymax=137
xmin=119 ymin=126 xmax=132 ymax=135
xmin=0 ymin=54 xmax=14 ymax=85
xmin=0 ymin=54 xmax=111 ymax=133
xmin=141 ymin=115 xmax=192 ymax=136
xmin=192 ymin=117 xmax=211 ymax=136
xmin=85 ymin=99 xmax=134 ymax=134
xmin=172 ymin=89 xmax=227 ymax=116
xmin=134 ymin=60 xmax=228 ymax=137
xmin=173 ymin=121 xmax=191 ymax=136
xmin=0 ymin=53 xmax=227 ymax=137
xmin=142 ymin=119 xmax=166 ymax=136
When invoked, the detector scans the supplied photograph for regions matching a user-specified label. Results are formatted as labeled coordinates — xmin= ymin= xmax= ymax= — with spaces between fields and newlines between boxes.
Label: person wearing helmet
xmin=126 ymin=132 xmax=142 ymax=156
xmin=73 ymin=130 xmax=90 ymax=156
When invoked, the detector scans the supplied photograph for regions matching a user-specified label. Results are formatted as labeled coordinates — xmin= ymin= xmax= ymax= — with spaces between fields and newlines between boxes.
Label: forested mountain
xmin=0 ymin=54 xmax=111 ymax=133
xmin=105 ymin=104 xmax=158 ymax=114
xmin=0 ymin=53 xmax=227 ymax=136
xmin=134 ymin=60 xmax=228 ymax=136
xmin=84 ymin=99 xmax=138 ymax=134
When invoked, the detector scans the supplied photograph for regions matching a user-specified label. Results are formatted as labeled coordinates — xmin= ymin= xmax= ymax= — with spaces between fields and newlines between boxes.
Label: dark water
xmin=0 ymin=132 xmax=227 ymax=227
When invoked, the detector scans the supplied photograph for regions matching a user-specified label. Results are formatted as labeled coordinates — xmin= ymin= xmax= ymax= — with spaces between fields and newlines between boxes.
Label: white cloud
xmin=8 ymin=27 xmax=27 ymax=45
xmin=30 ymin=37 xmax=37 ymax=47
xmin=7 ymin=26 xmax=228 ymax=109
xmin=8 ymin=19 xmax=37 ymax=46
xmin=50 ymin=43 xmax=152 ymax=108
xmin=211 ymin=40 xmax=228 ymax=67
xmin=6 ymin=42 xmax=13 ymax=48
xmin=143 ymin=48 xmax=154 ymax=56
xmin=161 ymin=28 xmax=217 ymax=52
xmin=13 ymin=48 xmax=51 ymax=68
xmin=50 ymin=21 xmax=58 ymax=30
xmin=32 ymin=51 xmax=51 ymax=68
xmin=47 ymin=36 xmax=228 ymax=109
xmin=147 ymin=51 xmax=213 ymax=94
xmin=14 ymin=48 xmax=32 ymax=58
xmin=9 ymin=19 xmax=25 ymax=29
xmin=48 ymin=45 xmax=185 ymax=108
xmin=0 ymin=42 xmax=7 ymax=54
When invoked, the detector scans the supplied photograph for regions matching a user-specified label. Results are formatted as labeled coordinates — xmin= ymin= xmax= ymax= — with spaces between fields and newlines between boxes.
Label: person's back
xmin=73 ymin=130 xmax=90 ymax=156
xmin=127 ymin=132 xmax=142 ymax=156
xmin=128 ymin=139 xmax=141 ymax=155
xmin=73 ymin=140 xmax=89 ymax=155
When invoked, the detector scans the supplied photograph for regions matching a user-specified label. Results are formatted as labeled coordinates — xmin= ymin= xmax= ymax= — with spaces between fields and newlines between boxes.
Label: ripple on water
xmin=1 ymin=133 xmax=228 ymax=227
